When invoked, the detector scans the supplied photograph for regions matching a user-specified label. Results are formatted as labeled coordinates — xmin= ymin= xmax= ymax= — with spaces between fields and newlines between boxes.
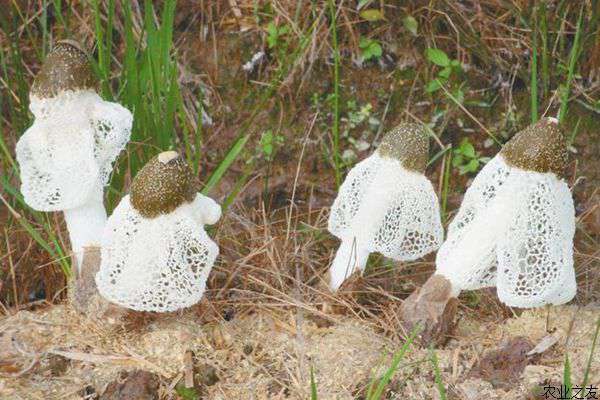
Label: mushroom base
xmin=69 ymin=245 xmax=101 ymax=313
xmin=69 ymin=245 xmax=128 ymax=321
xmin=398 ymin=274 xmax=458 ymax=346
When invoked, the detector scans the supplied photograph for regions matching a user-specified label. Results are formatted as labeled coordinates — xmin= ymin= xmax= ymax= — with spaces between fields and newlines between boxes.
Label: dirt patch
xmin=0 ymin=304 xmax=598 ymax=399
xmin=101 ymin=370 xmax=160 ymax=400
xmin=468 ymin=336 xmax=537 ymax=389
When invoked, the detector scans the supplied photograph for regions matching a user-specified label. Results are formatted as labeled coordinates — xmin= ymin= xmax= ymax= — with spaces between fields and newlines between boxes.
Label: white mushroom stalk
xmin=16 ymin=40 xmax=132 ymax=271
xmin=327 ymin=123 xmax=443 ymax=291
xmin=95 ymin=151 xmax=222 ymax=312
xmin=436 ymin=117 xmax=575 ymax=308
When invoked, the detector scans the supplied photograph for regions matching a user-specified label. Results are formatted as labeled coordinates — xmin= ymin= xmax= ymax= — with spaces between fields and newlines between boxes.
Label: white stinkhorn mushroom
xmin=437 ymin=117 xmax=575 ymax=307
xmin=400 ymin=117 xmax=575 ymax=344
xmin=327 ymin=123 xmax=443 ymax=291
xmin=95 ymin=151 xmax=221 ymax=312
xmin=15 ymin=40 xmax=132 ymax=271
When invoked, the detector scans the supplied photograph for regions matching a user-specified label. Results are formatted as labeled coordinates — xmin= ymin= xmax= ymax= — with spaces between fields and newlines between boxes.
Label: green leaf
xmin=369 ymin=44 xmax=382 ymax=59
xmin=359 ymin=37 xmax=382 ymax=61
xmin=358 ymin=37 xmax=370 ymax=49
xmin=266 ymin=22 xmax=277 ymax=48
xmin=452 ymin=154 xmax=464 ymax=167
xmin=438 ymin=66 xmax=452 ymax=79
xmin=403 ymin=16 xmax=418 ymax=35
xmin=360 ymin=9 xmax=385 ymax=21
xmin=426 ymin=48 xmax=450 ymax=67
xmin=260 ymin=130 xmax=274 ymax=157
xmin=454 ymin=88 xmax=465 ymax=104
xmin=266 ymin=22 xmax=288 ymax=49
xmin=175 ymin=385 xmax=200 ymax=400
xmin=425 ymin=79 xmax=443 ymax=93
xmin=466 ymin=158 xmax=479 ymax=172
xmin=459 ymin=139 xmax=476 ymax=158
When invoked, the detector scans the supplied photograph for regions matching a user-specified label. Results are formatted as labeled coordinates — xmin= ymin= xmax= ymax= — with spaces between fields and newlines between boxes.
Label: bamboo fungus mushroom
xmin=401 ymin=117 xmax=576 ymax=344
xmin=16 ymin=40 xmax=132 ymax=271
xmin=327 ymin=123 xmax=443 ymax=291
xmin=95 ymin=151 xmax=221 ymax=312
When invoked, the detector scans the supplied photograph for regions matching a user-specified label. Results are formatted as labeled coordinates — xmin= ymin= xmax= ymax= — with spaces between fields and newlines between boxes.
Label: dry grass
xmin=1 ymin=300 xmax=599 ymax=399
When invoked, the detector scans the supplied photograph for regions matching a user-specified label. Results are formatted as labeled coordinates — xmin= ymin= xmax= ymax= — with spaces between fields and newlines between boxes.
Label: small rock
xmin=243 ymin=343 xmax=253 ymax=355
xmin=456 ymin=379 xmax=496 ymax=400
xmin=42 ymin=354 xmax=70 ymax=377
xmin=78 ymin=385 xmax=98 ymax=400
xmin=196 ymin=364 xmax=219 ymax=387
xmin=100 ymin=370 xmax=160 ymax=400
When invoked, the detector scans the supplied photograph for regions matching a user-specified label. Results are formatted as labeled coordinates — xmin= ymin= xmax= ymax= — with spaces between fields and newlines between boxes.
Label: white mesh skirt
xmin=436 ymin=155 xmax=576 ymax=308
xmin=96 ymin=195 xmax=219 ymax=312
xmin=17 ymin=91 xmax=132 ymax=211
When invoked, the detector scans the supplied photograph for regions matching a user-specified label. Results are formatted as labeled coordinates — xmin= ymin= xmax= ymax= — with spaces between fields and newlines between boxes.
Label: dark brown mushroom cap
xmin=500 ymin=117 xmax=567 ymax=176
xmin=377 ymin=123 xmax=429 ymax=172
xmin=30 ymin=40 xmax=98 ymax=99
xmin=130 ymin=151 xmax=199 ymax=218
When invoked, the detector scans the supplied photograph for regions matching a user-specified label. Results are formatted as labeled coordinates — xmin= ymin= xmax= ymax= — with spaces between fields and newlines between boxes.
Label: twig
xmin=183 ymin=350 xmax=195 ymax=388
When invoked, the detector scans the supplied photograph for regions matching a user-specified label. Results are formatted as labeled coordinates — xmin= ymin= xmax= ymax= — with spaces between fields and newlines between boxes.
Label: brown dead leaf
xmin=469 ymin=336 xmax=538 ymax=389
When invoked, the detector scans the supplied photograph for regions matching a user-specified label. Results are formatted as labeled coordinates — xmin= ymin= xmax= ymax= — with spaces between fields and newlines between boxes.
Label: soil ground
xmin=1 ymin=302 xmax=599 ymax=399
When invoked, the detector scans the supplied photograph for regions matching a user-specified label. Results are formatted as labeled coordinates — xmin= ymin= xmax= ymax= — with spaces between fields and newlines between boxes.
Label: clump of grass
xmin=310 ymin=365 xmax=318 ymax=400
xmin=557 ymin=6 xmax=584 ymax=124
xmin=429 ymin=347 xmax=447 ymax=400
xmin=530 ymin=5 xmax=539 ymax=124
xmin=581 ymin=316 xmax=600 ymax=390
xmin=539 ymin=2 xmax=550 ymax=97
xmin=365 ymin=327 xmax=419 ymax=399
xmin=307 ymin=327 xmax=421 ymax=400
xmin=327 ymin=0 xmax=342 ymax=188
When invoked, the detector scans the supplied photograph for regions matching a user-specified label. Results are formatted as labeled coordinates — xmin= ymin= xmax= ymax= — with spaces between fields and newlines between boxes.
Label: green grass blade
xmin=430 ymin=347 xmax=447 ymax=400
xmin=530 ymin=6 xmax=539 ymax=123
xmin=92 ymin=0 xmax=108 ymax=95
xmin=563 ymin=354 xmax=572 ymax=399
xmin=367 ymin=327 xmax=419 ymax=399
xmin=441 ymin=148 xmax=453 ymax=223
xmin=201 ymin=134 xmax=250 ymax=195
xmin=327 ymin=0 xmax=341 ymax=188
xmin=222 ymin=169 xmax=252 ymax=212
xmin=310 ymin=365 xmax=318 ymax=400
xmin=539 ymin=2 xmax=550 ymax=96
xmin=1 ymin=177 xmax=70 ymax=275
xmin=582 ymin=316 xmax=600 ymax=390
xmin=558 ymin=6 xmax=584 ymax=124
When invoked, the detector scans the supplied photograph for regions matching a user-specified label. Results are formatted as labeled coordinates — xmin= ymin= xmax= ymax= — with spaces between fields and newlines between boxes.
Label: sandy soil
xmin=1 ymin=301 xmax=598 ymax=399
